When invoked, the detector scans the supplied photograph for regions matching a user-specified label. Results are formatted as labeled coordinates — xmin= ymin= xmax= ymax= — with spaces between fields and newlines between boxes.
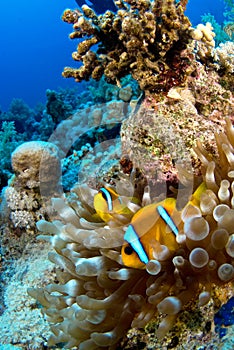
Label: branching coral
xmin=29 ymin=118 xmax=234 ymax=349
xmin=62 ymin=0 xmax=199 ymax=93
xmin=213 ymin=41 xmax=234 ymax=74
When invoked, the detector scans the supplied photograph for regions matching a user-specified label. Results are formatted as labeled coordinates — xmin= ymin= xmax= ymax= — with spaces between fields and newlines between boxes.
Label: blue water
xmin=186 ymin=0 xmax=225 ymax=25
xmin=0 ymin=0 xmax=227 ymax=111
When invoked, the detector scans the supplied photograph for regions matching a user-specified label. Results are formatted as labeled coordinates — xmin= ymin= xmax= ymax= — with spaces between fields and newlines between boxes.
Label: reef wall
xmin=0 ymin=0 xmax=233 ymax=349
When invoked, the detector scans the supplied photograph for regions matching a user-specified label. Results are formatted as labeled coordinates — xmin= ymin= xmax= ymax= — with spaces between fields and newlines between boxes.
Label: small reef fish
xmin=93 ymin=186 xmax=137 ymax=223
xmin=75 ymin=0 xmax=117 ymax=14
xmin=121 ymin=182 xmax=207 ymax=269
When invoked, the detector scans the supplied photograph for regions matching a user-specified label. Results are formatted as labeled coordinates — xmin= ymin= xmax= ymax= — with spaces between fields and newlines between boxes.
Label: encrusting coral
xmin=62 ymin=0 xmax=204 ymax=93
xmin=29 ymin=117 xmax=234 ymax=349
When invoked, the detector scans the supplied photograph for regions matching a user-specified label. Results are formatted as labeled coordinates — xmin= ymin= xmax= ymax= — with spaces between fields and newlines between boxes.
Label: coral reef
xmin=0 ymin=122 xmax=22 ymax=190
xmin=121 ymin=61 xmax=233 ymax=195
xmin=0 ymin=1 xmax=233 ymax=349
xmin=0 ymin=141 xmax=61 ymax=264
xmin=11 ymin=141 xmax=61 ymax=192
xmin=0 ymin=78 xmax=135 ymax=193
xmin=47 ymin=99 xmax=133 ymax=191
xmin=0 ymin=96 xmax=134 ymax=276
xmin=0 ymin=94 xmax=133 ymax=233
xmin=0 ymin=244 xmax=55 ymax=348
xmin=48 ymin=99 xmax=130 ymax=155
xmin=45 ymin=89 xmax=74 ymax=124
xmin=0 ymin=98 xmax=44 ymax=140
xmin=0 ymin=143 xmax=62 ymax=349
xmin=1 ymin=98 xmax=34 ymax=134
xmin=62 ymin=0 xmax=202 ymax=93
xmin=87 ymin=75 xmax=140 ymax=104
xmin=28 ymin=117 xmax=234 ymax=349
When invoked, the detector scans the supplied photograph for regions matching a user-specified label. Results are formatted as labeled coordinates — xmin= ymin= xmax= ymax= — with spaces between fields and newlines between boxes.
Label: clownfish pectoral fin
xmin=156 ymin=205 xmax=179 ymax=236
xmin=124 ymin=224 xmax=149 ymax=264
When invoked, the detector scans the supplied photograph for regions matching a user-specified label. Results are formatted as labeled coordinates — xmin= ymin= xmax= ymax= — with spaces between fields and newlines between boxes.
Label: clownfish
xmin=121 ymin=182 xmax=207 ymax=269
xmin=93 ymin=186 xmax=138 ymax=223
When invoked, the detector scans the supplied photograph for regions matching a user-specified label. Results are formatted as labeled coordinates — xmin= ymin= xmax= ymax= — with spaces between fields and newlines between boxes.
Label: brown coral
xmin=62 ymin=0 xmax=197 ymax=93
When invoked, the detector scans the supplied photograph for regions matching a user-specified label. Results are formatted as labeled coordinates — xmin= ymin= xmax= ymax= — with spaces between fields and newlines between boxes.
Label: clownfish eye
xmin=124 ymin=245 xmax=134 ymax=255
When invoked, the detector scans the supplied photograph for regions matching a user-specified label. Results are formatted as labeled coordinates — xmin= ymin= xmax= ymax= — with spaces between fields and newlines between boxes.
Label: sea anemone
xmin=29 ymin=118 xmax=234 ymax=349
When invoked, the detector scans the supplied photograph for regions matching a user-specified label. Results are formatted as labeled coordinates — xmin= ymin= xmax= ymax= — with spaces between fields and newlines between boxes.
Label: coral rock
xmin=11 ymin=141 xmax=61 ymax=193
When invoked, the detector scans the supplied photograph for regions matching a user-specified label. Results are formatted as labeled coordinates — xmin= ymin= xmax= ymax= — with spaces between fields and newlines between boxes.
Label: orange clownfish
xmin=93 ymin=186 xmax=137 ymax=223
xmin=121 ymin=182 xmax=206 ymax=269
